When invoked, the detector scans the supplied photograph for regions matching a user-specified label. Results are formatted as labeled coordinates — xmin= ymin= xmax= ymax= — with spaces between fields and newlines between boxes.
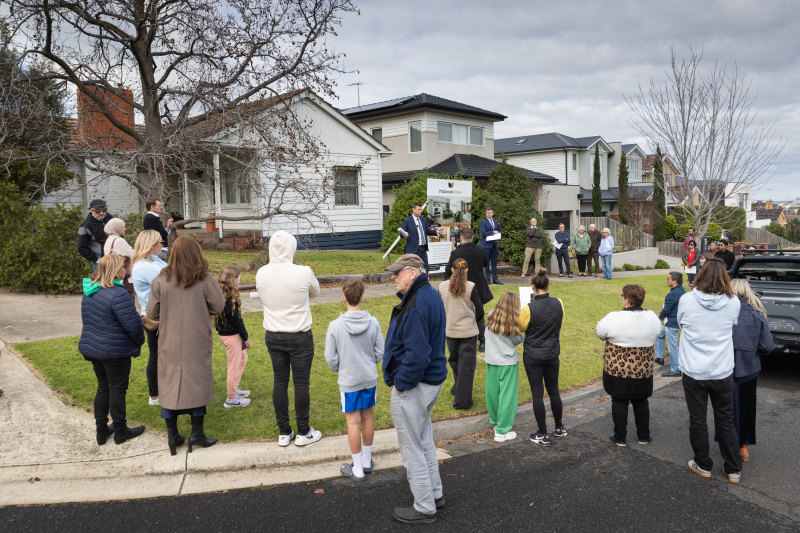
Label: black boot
xmin=188 ymin=415 xmax=217 ymax=452
xmin=113 ymin=422 xmax=146 ymax=445
xmin=96 ymin=422 xmax=115 ymax=445
xmin=165 ymin=418 xmax=185 ymax=456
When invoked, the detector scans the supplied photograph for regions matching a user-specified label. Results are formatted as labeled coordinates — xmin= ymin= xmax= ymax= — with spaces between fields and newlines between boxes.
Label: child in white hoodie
xmin=325 ymin=278 xmax=384 ymax=481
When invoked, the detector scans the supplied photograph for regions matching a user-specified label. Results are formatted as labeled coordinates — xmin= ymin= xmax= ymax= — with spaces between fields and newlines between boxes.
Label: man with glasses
xmin=77 ymin=199 xmax=113 ymax=270
xmin=715 ymin=238 xmax=735 ymax=270
xmin=655 ymin=271 xmax=686 ymax=377
xmin=383 ymin=254 xmax=447 ymax=524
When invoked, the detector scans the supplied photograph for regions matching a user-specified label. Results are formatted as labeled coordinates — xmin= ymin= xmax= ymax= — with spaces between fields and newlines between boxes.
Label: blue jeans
xmin=601 ymin=254 xmax=612 ymax=279
xmin=484 ymin=246 xmax=498 ymax=282
xmin=555 ymin=247 xmax=571 ymax=274
xmin=655 ymin=325 xmax=680 ymax=371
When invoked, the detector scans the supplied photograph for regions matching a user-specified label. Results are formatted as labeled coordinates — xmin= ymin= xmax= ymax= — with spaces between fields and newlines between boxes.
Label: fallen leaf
xmin=529 ymin=503 xmax=534 ymax=507
xmin=569 ymin=462 xmax=574 ymax=465
xmin=314 ymin=489 xmax=325 ymax=494
xmin=558 ymin=447 xmax=565 ymax=452
xmin=601 ymin=470 xmax=607 ymax=475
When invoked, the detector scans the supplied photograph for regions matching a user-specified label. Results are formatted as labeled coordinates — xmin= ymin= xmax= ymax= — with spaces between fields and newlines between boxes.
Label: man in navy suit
xmin=401 ymin=202 xmax=439 ymax=272
xmin=480 ymin=207 xmax=502 ymax=284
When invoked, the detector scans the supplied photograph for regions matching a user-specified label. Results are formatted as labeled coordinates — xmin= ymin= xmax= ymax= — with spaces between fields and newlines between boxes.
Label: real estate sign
xmin=426 ymin=178 xmax=473 ymax=272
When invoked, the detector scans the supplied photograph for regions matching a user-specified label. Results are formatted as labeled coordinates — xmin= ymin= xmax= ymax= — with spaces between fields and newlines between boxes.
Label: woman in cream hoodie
xmin=256 ymin=231 xmax=321 ymax=447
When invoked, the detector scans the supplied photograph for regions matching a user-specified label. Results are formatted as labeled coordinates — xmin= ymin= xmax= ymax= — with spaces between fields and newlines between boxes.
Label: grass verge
xmin=14 ymin=275 xmax=667 ymax=442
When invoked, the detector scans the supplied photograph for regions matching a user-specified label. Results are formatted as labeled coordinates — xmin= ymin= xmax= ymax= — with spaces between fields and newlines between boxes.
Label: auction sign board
xmin=425 ymin=178 xmax=473 ymax=272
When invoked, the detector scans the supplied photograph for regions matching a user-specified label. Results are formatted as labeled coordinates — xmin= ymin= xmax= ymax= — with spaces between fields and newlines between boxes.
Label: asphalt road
xmin=3 ymin=354 xmax=798 ymax=532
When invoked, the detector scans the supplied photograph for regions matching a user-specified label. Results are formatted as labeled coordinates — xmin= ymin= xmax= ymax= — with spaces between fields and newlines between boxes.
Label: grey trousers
xmin=391 ymin=382 xmax=444 ymax=515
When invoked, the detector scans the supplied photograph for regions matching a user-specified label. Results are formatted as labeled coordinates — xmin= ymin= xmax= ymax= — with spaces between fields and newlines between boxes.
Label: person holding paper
xmin=554 ymin=223 xmax=572 ymax=278
xmin=683 ymin=240 xmax=700 ymax=284
xmin=480 ymin=207 xmax=502 ymax=284
xmin=401 ymin=202 xmax=439 ymax=273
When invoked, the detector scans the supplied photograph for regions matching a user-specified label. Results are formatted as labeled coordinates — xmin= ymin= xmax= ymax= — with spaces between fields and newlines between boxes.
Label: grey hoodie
xmin=677 ymin=290 xmax=740 ymax=380
xmin=324 ymin=310 xmax=385 ymax=393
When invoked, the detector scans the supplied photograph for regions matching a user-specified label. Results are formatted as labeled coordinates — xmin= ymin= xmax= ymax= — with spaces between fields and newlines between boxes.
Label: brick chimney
xmin=76 ymin=86 xmax=136 ymax=150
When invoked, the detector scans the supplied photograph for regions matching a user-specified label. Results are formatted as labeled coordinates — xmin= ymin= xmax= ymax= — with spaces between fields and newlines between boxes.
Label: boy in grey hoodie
xmin=324 ymin=279 xmax=384 ymax=481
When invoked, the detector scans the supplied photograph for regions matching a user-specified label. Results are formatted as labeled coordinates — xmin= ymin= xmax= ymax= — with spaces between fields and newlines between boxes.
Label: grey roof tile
xmin=341 ymin=93 xmax=506 ymax=121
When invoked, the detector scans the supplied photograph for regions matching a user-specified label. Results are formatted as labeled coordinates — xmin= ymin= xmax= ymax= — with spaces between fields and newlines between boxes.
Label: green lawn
xmin=202 ymin=249 xmax=390 ymax=284
xmin=14 ymin=275 xmax=669 ymax=443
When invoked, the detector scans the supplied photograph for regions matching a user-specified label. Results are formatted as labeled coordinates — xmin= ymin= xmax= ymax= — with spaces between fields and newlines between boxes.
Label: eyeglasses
xmin=689 ymin=243 xmax=695 ymax=247
xmin=92 ymin=207 xmax=107 ymax=213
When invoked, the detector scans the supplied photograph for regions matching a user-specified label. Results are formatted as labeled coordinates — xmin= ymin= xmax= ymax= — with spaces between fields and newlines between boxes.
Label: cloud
xmin=334 ymin=0 xmax=798 ymax=199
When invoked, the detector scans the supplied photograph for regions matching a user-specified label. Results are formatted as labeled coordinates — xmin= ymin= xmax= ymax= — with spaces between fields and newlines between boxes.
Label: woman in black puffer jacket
xmin=79 ymin=254 xmax=145 ymax=446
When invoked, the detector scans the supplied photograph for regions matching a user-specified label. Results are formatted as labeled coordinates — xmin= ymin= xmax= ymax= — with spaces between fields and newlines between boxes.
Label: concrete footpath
xmin=0 ymin=265 xmax=680 ymax=507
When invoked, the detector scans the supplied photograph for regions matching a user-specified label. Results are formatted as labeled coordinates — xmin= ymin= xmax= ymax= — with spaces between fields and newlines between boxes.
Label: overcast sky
xmin=331 ymin=0 xmax=798 ymax=201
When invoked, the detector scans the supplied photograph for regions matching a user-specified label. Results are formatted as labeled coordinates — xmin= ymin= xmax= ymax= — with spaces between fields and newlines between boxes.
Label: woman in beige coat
xmin=146 ymin=236 xmax=225 ymax=455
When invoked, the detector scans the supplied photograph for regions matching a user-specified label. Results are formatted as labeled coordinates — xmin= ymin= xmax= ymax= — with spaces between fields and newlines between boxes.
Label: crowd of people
xmin=75 ymin=199 xmax=777 ymax=524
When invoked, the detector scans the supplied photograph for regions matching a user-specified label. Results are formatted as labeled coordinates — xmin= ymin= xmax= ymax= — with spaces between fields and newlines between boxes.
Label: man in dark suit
xmin=401 ymin=202 xmax=439 ymax=272
xmin=143 ymin=198 xmax=173 ymax=261
xmin=446 ymin=227 xmax=493 ymax=351
xmin=480 ymin=207 xmax=502 ymax=284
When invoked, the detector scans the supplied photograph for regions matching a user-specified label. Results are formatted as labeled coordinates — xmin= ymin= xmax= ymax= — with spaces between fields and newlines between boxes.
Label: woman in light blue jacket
xmin=678 ymin=258 xmax=742 ymax=484
xmin=598 ymin=228 xmax=614 ymax=279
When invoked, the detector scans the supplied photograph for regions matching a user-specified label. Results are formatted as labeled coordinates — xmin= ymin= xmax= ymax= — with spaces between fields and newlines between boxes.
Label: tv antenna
xmin=348 ymin=82 xmax=364 ymax=106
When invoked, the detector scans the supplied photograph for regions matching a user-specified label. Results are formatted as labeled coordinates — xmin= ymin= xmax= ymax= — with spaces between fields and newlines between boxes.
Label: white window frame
xmin=436 ymin=120 xmax=484 ymax=146
xmin=222 ymin=168 xmax=252 ymax=206
xmin=333 ymin=166 xmax=360 ymax=207
xmin=409 ymin=121 xmax=422 ymax=153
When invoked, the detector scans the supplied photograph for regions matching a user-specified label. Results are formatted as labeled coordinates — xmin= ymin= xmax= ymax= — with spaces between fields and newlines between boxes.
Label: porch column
xmin=213 ymin=151 xmax=223 ymax=243
xmin=182 ymin=171 xmax=190 ymax=221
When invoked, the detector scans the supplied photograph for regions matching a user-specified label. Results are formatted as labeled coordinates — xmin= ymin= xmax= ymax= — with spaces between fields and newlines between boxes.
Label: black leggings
xmin=145 ymin=328 xmax=159 ymax=397
xmin=90 ymin=357 xmax=131 ymax=428
xmin=523 ymin=357 xmax=562 ymax=433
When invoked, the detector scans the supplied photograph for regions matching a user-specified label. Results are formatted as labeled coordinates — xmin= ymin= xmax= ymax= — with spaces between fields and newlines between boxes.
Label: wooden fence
xmin=657 ymin=241 xmax=684 ymax=257
xmin=580 ymin=217 xmax=655 ymax=249
xmin=744 ymin=227 xmax=798 ymax=247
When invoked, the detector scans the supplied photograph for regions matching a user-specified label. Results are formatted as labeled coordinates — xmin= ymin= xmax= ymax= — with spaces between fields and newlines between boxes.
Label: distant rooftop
xmin=495 ymin=133 xmax=608 ymax=155
xmin=381 ymin=153 xmax=557 ymax=185
xmin=341 ymin=93 xmax=506 ymax=121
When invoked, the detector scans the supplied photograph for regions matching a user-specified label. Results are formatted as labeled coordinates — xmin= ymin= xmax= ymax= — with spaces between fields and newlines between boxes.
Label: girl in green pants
xmin=484 ymin=292 xmax=524 ymax=442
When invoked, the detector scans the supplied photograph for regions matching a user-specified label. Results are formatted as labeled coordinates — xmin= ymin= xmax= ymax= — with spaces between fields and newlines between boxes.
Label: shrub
xmin=764 ymin=221 xmax=785 ymax=239
xmin=706 ymin=223 xmax=722 ymax=242
xmin=121 ymin=212 xmax=145 ymax=247
xmin=201 ymin=240 xmax=220 ymax=250
xmin=655 ymin=259 xmax=671 ymax=269
xmin=218 ymin=243 xmax=234 ymax=250
xmin=0 ymin=200 xmax=88 ymax=294
xmin=665 ymin=216 xmax=678 ymax=240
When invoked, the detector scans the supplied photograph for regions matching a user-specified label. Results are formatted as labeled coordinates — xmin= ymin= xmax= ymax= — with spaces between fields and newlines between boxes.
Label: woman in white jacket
xmin=598 ymin=228 xmax=614 ymax=279
xmin=678 ymin=258 xmax=742 ymax=483
xmin=596 ymin=284 xmax=661 ymax=446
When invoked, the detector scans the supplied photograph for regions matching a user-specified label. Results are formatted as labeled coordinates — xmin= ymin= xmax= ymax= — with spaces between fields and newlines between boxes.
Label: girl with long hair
xmin=130 ymin=229 xmax=167 ymax=406
xmin=214 ymin=266 xmax=251 ymax=408
xmin=484 ymin=291 xmax=523 ymax=442
xmin=727 ymin=278 xmax=775 ymax=463
xmin=79 ymin=254 xmax=145 ymax=446
xmin=437 ymin=258 xmax=484 ymax=409
xmin=146 ymin=236 xmax=225 ymax=455
xmin=522 ymin=269 xmax=566 ymax=446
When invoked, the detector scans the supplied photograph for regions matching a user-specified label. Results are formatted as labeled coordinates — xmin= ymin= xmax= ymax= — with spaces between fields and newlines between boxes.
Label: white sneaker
xmin=494 ymin=430 xmax=517 ymax=442
xmin=148 ymin=397 xmax=160 ymax=406
xmin=236 ymin=389 xmax=251 ymax=398
xmin=295 ymin=427 xmax=322 ymax=447
xmin=278 ymin=429 xmax=295 ymax=447
xmin=224 ymin=397 xmax=251 ymax=408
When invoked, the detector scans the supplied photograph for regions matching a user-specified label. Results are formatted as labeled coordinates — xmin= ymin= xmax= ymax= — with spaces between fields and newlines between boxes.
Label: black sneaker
xmin=435 ymin=496 xmax=446 ymax=509
xmin=609 ymin=433 xmax=627 ymax=447
xmin=392 ymin=506 xmax=436 ymax=524
xmin=638 ymin=436 xmax=652 ymax=445
xmin=553 ymin=425 xmax=568 ymax=438
xmin=654 ymin=358 xmax=665 ymax=366
xmin=662 ymin=370 xmax=682 ymax=378
xmin=530 ymin=432 xmax=551 ymax=447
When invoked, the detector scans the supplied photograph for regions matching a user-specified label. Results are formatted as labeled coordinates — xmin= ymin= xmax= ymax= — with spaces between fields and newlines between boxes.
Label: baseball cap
xmin=89 ymin=199 xmax=107 ymax=209
xmin=385 ymin=253 xmax=424 ymax=272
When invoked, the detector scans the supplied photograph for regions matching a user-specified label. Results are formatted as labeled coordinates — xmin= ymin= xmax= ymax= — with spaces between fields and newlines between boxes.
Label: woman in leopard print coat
xmin=596 ymin=284 xmax=661 ymax=447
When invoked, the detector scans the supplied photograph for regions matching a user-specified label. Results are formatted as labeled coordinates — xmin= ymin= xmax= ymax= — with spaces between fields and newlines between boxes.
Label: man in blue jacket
xmin=383 ymin=253 xmax=447 ymax=524
xmin=480 ymin=207 xmax=502 ymax=284
xmin=655 ymin=271 xmax=686 ymax=377
xmin=401 ymin=202 xmax=439 ymax=272
xmin=554 ymin=222 xmax=572 ymax=278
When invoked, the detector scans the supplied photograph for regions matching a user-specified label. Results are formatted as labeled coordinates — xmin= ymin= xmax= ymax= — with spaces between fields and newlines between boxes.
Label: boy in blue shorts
xmin=324 ymin=278 xmax=385 ymax=481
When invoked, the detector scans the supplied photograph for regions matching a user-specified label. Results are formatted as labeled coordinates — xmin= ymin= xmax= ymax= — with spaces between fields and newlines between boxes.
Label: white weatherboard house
xmin=42 ymin=89 xmax=392 ymax=249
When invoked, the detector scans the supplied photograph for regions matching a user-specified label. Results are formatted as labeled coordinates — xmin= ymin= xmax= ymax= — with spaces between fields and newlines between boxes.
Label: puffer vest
xmin=523 ymin=294 xmax=564 ymax=361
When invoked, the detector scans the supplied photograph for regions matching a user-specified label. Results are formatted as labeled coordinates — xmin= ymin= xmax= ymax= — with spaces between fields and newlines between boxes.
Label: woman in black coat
xmin=79 ymin=254 xmax=146 ymax=445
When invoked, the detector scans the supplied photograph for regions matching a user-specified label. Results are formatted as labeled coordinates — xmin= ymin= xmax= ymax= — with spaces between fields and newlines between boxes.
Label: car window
xmin=734 ymin=261 xmax=800 ymax=282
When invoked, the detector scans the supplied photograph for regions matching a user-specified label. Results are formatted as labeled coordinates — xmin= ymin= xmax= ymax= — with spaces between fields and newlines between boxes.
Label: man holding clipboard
xmin=480 ymin=207 xmax=502 ymax=284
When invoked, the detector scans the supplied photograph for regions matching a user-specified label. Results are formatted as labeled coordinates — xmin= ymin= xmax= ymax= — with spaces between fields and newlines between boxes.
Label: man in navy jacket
xmin=480 ymin=207 xmax=502 ymax=284
xmin=655 ymin=271 xmax=686 ymax=376
xmin=401 ymin=202 xmax=439 ymax=272
xmin=383 ymin=253 xmax=446 ymax=524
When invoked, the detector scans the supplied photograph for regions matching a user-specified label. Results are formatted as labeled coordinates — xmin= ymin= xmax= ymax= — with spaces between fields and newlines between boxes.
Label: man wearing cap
xmin=383 ymin=254 xmax=447 ymax=524
xmin=401 ymin=202 xmax=439 ymax=272
xmin=715 ymin=239 xmax=735 ymax=270
xmin=77 ymin=199 xmax=113 ymax=270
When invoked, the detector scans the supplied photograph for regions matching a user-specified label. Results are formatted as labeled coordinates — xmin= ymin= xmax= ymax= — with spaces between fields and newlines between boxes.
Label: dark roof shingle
xmin=341 ymin=93 xmax=506 ymax=121
xmin=495 ymin=133 xmax=604 ymax=155
xmin=381 ymin=154 xmax=557 ymax=185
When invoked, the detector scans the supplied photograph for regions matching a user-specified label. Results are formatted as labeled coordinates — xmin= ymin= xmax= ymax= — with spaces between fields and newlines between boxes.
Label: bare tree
xmin=4 ymin=0 xmax=358 ymax=226
xmin=626 ymin=48 xmax=784 ymax=239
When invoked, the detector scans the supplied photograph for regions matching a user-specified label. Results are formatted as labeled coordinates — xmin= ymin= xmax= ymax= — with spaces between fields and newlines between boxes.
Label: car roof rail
xmin=740 ymin=248 xmax=800 ymax=255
